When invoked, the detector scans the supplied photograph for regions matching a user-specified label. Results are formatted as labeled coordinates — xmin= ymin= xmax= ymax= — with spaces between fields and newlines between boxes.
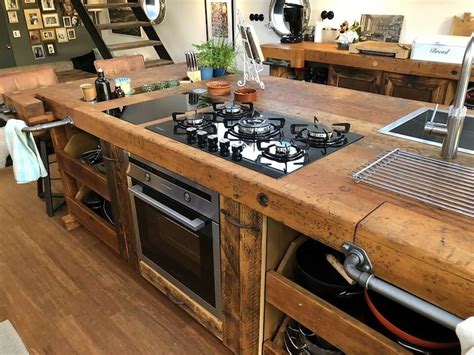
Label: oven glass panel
xmin=134 ymin=191 xmax=216 ymax=307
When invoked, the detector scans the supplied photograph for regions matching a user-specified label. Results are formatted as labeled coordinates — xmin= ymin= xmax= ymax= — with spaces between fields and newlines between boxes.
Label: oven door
xmin=129 ymin=184 xmax=221 ymax=316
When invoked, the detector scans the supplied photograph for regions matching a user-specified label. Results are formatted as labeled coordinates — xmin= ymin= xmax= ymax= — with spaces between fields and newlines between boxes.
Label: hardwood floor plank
xmin=0 ymin=167 xmax=230 ymax=354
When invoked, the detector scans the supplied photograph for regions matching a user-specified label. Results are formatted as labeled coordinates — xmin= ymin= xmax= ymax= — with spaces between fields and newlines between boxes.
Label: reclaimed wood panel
xmin=266 ymin=271 xmax=409 ymax=354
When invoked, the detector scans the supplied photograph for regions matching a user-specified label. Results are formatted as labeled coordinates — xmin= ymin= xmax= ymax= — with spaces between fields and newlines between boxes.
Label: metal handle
xmin=22 ymin=116 xmax=74 ymax=133
xmin=342 ymin=243 xmax=463 ymax=331
xmin=129 ymin=185 xmax=206 ymax=232
xmin=0 ymin=104 xmax=15 ymax=114
xmin=220 ymin=208 xmax=261 ymax=232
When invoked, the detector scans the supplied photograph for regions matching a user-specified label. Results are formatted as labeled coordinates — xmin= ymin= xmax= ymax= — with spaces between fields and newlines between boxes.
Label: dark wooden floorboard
xmin=0 ymin=167 xmax=231 ymax=354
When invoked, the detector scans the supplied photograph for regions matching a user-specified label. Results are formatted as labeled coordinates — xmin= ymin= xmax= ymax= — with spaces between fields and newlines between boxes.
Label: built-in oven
xmin=128 ymin=155 xmax=221 ymax=317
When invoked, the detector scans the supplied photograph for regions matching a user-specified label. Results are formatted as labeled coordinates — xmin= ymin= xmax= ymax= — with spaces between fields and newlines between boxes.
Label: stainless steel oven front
xmin=128 ymin=155 xmax=221 ymax=317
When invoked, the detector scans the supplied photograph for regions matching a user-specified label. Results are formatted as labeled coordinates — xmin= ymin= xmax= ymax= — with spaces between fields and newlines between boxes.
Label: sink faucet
xmin=424 ymin=32 xmax=473 ymax=160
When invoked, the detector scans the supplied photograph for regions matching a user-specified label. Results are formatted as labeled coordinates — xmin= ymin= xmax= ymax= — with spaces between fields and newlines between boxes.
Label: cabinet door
xmin=382 ymin=73 xmax=449 ymax=104
xmin=328 ymin=65 xmax=382 ymax=93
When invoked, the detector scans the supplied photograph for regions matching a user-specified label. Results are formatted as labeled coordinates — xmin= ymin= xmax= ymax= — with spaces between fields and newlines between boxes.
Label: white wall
xmin=102 ymin=0 xmax=473 ymax=63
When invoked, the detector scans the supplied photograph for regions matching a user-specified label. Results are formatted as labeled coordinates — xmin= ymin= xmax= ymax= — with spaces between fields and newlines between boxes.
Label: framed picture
xmin=24 ymin=9 xmax=44 ymax=30
xmin=40 ymin=29 xmax=56 ymax=41
xmin=66 ymin=28 xmax=76 ymax=39
xmin=12 ymin=30 xmax=21 ymax=38
xmin=46 ymin=42 xmax=56 ymax=56
xmin=71 ymin=14 xmax=80 ymax=27
xmin=40 ymin=0 xmax=55 ymax=11
xmin=4 ymin=0 xmax=19 ymax=10
xmin=204 ymin=0 xmax=234 ymax=44
xmin=360 ymin=14 xmax=404 ymax=43
xmin=29 ymin=30 xmax=41 ymax=44
xmin=55 ymin=27 xmax=68 ymax=42
xmin=63 ymin=16 xmax=71 ymax=27
xmin=32 ymin=44 xmax=45 ymax=60
xmin=24 ymin=0 xmax=36 ymax=3
xmin=59 ymin=0 xmax=74 ymax=16
xmin=42 ymin=13 xmax=60 ymax=27
xmin=8 ymin=11 xmax=19 ymax=23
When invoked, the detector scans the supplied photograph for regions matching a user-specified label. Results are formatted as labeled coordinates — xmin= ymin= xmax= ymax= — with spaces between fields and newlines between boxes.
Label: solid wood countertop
xmin=4 ymin=63 xmax=473 ymax=317
xmin=261 ymin=42 xmax=474 ymax=81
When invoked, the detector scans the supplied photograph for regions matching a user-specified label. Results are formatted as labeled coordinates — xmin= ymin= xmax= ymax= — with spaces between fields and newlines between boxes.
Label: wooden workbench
xmin=3 ymin=64 xmax=473 ymax=354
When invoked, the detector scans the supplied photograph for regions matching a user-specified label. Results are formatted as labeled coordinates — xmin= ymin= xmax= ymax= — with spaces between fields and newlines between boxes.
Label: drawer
xmin=266 ymin=271 xmax=409 ymax=354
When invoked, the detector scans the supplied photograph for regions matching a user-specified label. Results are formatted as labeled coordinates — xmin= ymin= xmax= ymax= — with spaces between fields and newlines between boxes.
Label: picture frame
xmin=24 ymin=9 xmax=44 ymax=30
xmin=8 ymin=11 xmax=19 ymax=23
xmin=66 ymin=28 xmax=76 ymax=40
xmin=55 ymin=27 xmax=69 ymax=42
xmin=42 ymin=13 xmax=60 ymax=27
xmin=63 ymin=16 xmax=71 ymax=27
xmin=4 ymin=0 xmax=19 ymax=10
xmin=204 ymin=0 xmax=234 ymax=44
xmin=24 ymin=0 xmax=36 ymax=4
xmin=12 ymin=30 xmax=21 ymax=38
xmin=46 ymin=42 xmax=56 ymax=56
xmin=40 ymin=29 xmax=56 ymax=41
xmin=32 ymin=44 xmax=45 ymax=60
xmin=40 ymin=0 xmax=55 ymax=11
xmin=360 ymin=14 xmax=404 ymax=43
xmin=29 ymin=30 xmax=41 ymax=44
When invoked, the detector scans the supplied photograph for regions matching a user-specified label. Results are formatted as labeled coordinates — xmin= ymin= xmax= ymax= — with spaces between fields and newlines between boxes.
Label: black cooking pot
xmin=295 ymin=240 xmax=363 ymax=306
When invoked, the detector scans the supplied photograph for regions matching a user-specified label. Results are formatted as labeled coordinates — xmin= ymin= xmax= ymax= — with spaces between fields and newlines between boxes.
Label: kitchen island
xmin=4 ymin=64 xmax=473 ymax=354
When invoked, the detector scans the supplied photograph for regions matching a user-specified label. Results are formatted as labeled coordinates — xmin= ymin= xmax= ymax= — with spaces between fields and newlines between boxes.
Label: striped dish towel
xmin=4 ymin=119 xmax=47 ymax=184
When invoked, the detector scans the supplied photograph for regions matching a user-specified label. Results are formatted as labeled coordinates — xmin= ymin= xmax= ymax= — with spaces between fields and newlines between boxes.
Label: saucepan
xmin=365 ymin=290 xmax=459 ymax=352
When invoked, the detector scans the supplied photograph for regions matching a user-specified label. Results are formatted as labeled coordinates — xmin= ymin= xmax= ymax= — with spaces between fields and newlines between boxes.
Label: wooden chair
xmin=0 ymin=66 xmax=62 ymax=217
xmin=93 ymin=55 xmax=145 ymax=77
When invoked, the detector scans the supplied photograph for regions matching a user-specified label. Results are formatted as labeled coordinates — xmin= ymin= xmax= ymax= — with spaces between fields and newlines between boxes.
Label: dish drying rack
xmin=352 ymin=149 xmax=474 ymax=218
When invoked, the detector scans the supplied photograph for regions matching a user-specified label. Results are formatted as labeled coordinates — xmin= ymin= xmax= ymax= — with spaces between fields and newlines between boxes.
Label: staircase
xmin=71 ymin=0 xmax=173 ymax=67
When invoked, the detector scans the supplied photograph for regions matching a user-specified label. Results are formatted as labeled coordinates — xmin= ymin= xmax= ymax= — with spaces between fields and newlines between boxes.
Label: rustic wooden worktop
xmin=261 ymin=42 xmax=474 ymax=81
xmin=4 ymin=64 xmax=473 ymax=318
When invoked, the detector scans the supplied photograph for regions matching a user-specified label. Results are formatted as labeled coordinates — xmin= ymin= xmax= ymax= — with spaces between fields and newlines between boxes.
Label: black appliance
xmin=281 ymin=3 xmax=304 ymax=43
xmin=128 ymin=155 xmax=221 ymax=316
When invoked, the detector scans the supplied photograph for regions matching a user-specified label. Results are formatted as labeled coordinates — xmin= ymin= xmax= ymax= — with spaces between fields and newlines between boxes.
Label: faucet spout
xmin=425 ymin=33 xmax=473 ymax=160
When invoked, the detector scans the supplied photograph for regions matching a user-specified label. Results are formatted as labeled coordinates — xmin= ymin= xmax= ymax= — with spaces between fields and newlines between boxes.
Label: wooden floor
xmin=0 ymin=167 xmax=231 ymax=354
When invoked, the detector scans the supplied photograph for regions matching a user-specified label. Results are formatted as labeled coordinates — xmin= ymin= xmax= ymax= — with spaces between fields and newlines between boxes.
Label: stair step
xmin=85 ymin=3 xmax=141 ymax=9
xmin=145 ymin=59 xmax=174 ymax=68
xmin=108 ymin=40 xmax=162 ymax=51
xmin=96 ymin=21 xmax=153 ymax=30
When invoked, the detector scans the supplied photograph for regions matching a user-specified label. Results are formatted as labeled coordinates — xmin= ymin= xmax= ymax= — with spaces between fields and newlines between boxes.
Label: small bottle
xmin=95 ymin=68 xmax=113 ymax=102
xmin=114 ymin=85 xmax=125 ymax=99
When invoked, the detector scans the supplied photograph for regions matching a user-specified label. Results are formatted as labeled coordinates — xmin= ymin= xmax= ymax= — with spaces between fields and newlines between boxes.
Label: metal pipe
xmin=343 ymin=253 xmax=463 ymax=331
xmin=22 ymin=116 xmax=74 ymax=133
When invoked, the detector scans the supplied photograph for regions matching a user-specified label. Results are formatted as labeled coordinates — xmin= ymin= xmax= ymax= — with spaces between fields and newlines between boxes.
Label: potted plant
xmin=336 ymin=20 xmax=359 ymax=50
xmin=211 ymin=39 xmax=236 ymax=77
xmin=193 ymin=40 xmax=214 ymax=80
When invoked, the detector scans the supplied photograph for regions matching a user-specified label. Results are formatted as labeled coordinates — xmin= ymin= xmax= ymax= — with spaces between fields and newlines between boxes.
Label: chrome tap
xmin=424 ymin=33 xmax=474 ymax=160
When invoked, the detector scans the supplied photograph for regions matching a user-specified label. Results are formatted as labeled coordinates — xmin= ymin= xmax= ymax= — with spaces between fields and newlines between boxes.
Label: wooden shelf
xmin=66 ymin=196 xmax=119 ymax=253
xmin=56 ymin=150 xmax=110 ymax=201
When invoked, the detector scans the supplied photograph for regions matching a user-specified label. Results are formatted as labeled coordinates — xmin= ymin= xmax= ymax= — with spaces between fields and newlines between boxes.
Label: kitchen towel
xmin=456 ymin=317 xmax=474 ymax=355
xmin=4 ymin=119 xmax=47 ymax=184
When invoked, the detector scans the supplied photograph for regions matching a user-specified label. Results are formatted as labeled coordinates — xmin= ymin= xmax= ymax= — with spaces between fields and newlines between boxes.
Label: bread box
xmin=410 ymin=35 xmax=470 ymax=64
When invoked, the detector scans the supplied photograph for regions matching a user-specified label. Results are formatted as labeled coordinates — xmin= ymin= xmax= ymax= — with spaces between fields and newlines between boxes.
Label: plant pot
xmin=213 ymin=68 xmax=226 ymax=77
xmin=200 ymin=67 xmax=213 ymax=80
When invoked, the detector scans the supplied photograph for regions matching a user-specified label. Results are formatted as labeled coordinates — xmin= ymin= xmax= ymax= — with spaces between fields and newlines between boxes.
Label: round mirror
xmin=141 ymin=0 xmax=166 ymax=23
xmin=268 ymin=0 xmax=311 ymax=36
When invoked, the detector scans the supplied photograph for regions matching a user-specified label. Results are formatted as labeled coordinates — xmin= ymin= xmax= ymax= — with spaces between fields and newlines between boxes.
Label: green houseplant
xmin=211 ymin=39 xmax=236 ymax=77
xmin=193 ymin=40 xmax=214 ymax=80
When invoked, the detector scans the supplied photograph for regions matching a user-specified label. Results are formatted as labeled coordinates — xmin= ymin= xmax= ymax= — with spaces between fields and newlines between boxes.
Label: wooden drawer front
xmin=382 ymin=73 xmax=449 ymax=103
xmin=266 ymin=271 xmax=409 ymax=354
xmin=328 ymin=65 xmax=382 ymax=93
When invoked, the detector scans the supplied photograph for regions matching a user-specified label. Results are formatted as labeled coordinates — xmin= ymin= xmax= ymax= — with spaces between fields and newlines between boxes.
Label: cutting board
xmin=450 ymin=12 xmax=474 ymax=36
xmin=349 ymin=41 xmax=411 ymax=59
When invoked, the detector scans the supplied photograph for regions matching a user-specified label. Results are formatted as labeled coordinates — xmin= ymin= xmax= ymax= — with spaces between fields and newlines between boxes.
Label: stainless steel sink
xmin=379 ymin=107 xmax=474 ymax=155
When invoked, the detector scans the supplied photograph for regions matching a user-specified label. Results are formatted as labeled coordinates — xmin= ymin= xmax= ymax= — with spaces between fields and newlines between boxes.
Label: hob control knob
xmin=208 ymin=134 xmax=219 ymax=152
xmin=197 ymin=130 xmax=208 ymax=147
xmin=231 ymin=142 xmax=244 ymax=161
xmin=219 ymin=138 xmax=230 ymax=157
xmin=186 ymin=127 xmax=197 ymax=143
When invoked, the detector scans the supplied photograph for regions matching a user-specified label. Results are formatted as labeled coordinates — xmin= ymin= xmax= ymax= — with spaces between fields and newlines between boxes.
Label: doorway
xmin=0 ymin=8 xmax=16 ymax=68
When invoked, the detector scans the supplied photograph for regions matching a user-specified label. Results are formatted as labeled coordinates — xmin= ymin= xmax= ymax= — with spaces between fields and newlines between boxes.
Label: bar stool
xmin=0 ymin=66 xmax=63 ymax=216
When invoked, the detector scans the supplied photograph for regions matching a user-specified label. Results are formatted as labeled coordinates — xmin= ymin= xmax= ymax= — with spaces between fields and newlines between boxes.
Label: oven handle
xmin=129 ymin=185 xmax=207 ymax=232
